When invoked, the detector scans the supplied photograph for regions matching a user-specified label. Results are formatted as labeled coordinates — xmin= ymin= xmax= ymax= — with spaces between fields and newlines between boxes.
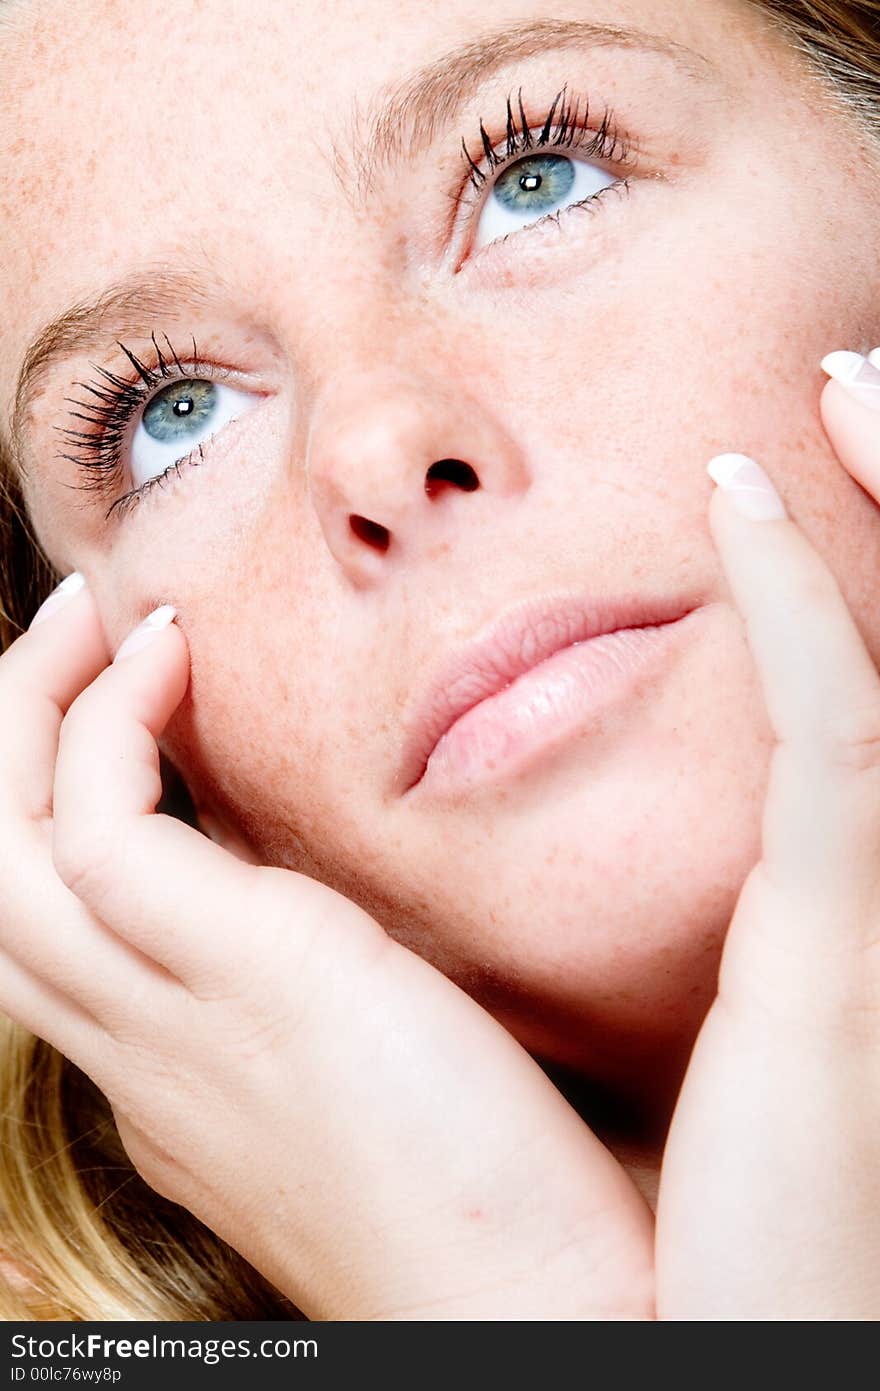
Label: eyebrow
xmin=11 ymin=16 xmax=714 ymax=464
xmin=343 ymin=15 xmax=715 ymax=200
xmin=11 ymin=267 xmax=219 ymax=476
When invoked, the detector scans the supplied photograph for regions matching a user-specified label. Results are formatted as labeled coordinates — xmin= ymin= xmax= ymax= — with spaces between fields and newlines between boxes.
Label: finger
xmin=52 ymin=606 xmax=260 ymax=988
xmin=0 ymin=950 xmax=110 ymax=1077
xmin=0 ymin=580 xmax=185 ymax=1023
xmin=1 ymin=820 xmax=185 ymax=1035
xmin=705 ymin=452 xmax=880 ymax=983
xmin=0 ymin=574 xmax=165 ymax=1030
xmin=0 ymin=573 xmax=111 ymax=822
xmin=818 ymin=350 xmax=880 ymax=498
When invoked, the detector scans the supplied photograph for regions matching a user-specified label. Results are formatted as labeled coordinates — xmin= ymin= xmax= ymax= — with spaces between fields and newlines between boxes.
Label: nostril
xmin=425 ymin=459 xmax=479 ymax=497
xmin=347 ymin=460 xmax=479 ymax=553
xmin=349 ymin=514 xmax=391 ymax=551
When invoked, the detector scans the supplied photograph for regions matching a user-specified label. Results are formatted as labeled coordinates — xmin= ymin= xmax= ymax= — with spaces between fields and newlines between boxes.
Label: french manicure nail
xmin=706 ymin=453 xmax=787 ymax=521
xmin=820 ymin=350 xmax=880 ymax=411
xmin=28 ymin=571 xmax=87 ymax=629
xmin=113 ymin=604 xmax=177 ymax=662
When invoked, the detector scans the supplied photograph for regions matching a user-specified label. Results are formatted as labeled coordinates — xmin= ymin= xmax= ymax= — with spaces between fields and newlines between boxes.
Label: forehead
xmin=0 ymin=0 xmax=717 ymax=239
xmin=0 ymin=0 xmax=779 ymax=457
xmin=0 ymin=0 xmax=733 ymax=380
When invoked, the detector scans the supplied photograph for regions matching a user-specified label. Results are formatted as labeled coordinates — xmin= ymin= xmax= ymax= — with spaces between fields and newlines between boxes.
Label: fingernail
xmin=113 ymin=604 xmax=177 ymax=662
xmin=28 ymin=571 xmax=86 ymax=629
xmin=820 ymin=350 xmax=880 ymax=411
xmin=706 ymin=453 xmax=787 ymax=521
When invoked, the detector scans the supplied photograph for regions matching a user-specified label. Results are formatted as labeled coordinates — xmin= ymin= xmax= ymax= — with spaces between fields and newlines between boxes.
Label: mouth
xmin=398 ymin=589 xmax=702 ymax=797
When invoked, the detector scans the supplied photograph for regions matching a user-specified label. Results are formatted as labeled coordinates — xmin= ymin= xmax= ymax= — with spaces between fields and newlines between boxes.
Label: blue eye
xmin=131 ymin=377 xmax=255 ymax=490
xmin=473 ymin=151 xmax=617 ymax=253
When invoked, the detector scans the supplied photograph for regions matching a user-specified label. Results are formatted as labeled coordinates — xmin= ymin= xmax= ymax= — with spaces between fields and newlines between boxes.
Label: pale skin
xmin=1 ymin=0 xmax=880 ymax=1317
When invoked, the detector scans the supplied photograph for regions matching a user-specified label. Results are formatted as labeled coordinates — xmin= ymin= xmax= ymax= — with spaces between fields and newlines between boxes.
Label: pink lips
xmin=397 ymin=590 xmax=700 ymax=794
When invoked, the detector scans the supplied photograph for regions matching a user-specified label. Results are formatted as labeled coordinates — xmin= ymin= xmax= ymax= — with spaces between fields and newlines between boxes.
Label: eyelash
xmin=456 ymin=82 xmax=634 ymax=236
xmin=56 ymin=331 xmax=232 ymax=521
xmin=59 ymin=83 xmax=633 ymax=521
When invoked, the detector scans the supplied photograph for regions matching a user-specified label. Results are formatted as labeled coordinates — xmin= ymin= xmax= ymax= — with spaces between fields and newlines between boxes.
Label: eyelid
xmin=448 ymin=85 xmax=638 ymax=267
xmin=57 ymin=353 xmax=233 ymax=490
xmin=107 ymin=375 xmax=265 ymax=522
xmin=452 ymin=132 xmax=617 ymax=240
xmin=462 ymin=91 xmax=635 ymax=184
xmin=54 ymin=335 xmax=268 ymax=521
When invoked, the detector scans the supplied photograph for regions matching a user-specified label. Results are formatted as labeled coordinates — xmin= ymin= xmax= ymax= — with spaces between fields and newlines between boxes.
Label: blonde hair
xmin=0 ymin=0 xmax=877 ymax=1322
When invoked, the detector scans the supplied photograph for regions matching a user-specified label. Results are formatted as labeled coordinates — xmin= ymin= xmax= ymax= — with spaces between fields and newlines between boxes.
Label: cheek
xmin=159 ymin=621 xmax=334 ymax=849
xmin=164 ymin=602 xmax=347 ymax=849
xmin=472 ymin=162 xmax=880 ymax=618
xmin=78 ymin=429 xmax=355 ymax=859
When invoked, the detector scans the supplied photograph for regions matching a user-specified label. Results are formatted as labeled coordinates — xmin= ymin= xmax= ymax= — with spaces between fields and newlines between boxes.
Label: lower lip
xmin=411 ymin=615 xmax=696 ymax=799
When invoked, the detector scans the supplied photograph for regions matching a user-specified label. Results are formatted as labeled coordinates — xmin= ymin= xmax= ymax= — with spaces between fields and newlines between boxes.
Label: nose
xmin=304 ymin=368 xmax=532 ymax=587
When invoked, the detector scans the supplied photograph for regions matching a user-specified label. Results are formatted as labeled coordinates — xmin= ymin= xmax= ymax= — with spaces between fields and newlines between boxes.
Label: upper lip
xmin=398 ymin=588 xmax=699 ymax=793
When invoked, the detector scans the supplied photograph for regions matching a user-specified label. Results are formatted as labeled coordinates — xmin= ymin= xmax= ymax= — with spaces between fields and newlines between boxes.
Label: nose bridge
xmin=292 ymin=227 xmax=421 ymax=399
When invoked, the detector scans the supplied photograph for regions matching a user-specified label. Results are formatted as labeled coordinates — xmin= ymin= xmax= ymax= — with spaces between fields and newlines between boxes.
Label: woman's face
xmin=4 ymin=0 xmax=880 ymax=1088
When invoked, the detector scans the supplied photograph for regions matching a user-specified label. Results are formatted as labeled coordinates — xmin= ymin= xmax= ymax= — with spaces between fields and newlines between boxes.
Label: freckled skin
xmin=3 ymin=0 xmax=880 ymax=1152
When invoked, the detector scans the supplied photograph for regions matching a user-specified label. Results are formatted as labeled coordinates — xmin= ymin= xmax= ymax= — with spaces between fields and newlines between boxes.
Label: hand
xmin=655 ymin=350 xmax=880 ymax=1319
xmin=0 ymin=590 xmax=655 ymax=1320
